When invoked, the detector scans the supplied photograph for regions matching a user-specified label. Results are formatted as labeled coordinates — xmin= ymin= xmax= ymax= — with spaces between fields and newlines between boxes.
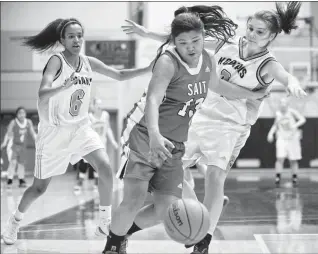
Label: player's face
xmin=16 ymin=109 xmax=26 ymax=122
xmin=61 ymin=24 xmax=84 ymax=55
xmin=174 ymin=30 xmax=204 ymax=66
xmin=246 ymin=18 xmax=275 ymax=48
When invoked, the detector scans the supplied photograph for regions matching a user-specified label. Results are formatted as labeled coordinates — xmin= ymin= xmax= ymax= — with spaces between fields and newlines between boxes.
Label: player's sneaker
xmin=95 ymin=217 xmax=111 ymax=237
xmin=19 ymin=179 xmax=27 ymax=188
xmin=2 ymin=214 xmax=20 ymax=245
xmin=191 ymin=234 xmax=212 ymax=254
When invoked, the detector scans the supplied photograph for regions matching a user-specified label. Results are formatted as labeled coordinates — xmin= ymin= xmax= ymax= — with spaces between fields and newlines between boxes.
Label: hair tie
xmin=59 ymin=20 xmax=81 ymax=38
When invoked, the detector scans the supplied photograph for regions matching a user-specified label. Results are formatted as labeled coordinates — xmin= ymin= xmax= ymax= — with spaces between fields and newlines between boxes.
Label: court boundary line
xmin=254 ymin=234 xmax=271 ymax=254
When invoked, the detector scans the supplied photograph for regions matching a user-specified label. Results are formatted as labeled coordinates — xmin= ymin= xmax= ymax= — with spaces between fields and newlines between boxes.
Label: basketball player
xmin=121 ymin=3 xmax=306 ymax=253
xmin=2 ymin=18 xmax=153 ymax=245
xmin=267 ymin=97 xmax=306 ymax=187
xmin=102 ymin=7 xmax=274 ymax=254
xmin=0 ymin=107 xmax=37 ymax=188
xmin=74 ymin=98 xmax=118 ymax=191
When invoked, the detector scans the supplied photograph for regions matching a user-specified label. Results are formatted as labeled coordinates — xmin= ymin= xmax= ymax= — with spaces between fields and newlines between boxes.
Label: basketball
xmin=163 ymin=199 xmax=210 ymax=245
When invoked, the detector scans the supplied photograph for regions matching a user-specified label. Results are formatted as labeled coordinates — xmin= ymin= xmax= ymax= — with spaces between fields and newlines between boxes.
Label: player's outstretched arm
xmin=121 ymin=19 xmax=168 ymax=42
xmin=121 ymin=19 xmax=219 ymax=51
xmin=88 ymin=56 xmax=153 ymax=81
xmin=266 ymin=61 xmax=307 ymax=98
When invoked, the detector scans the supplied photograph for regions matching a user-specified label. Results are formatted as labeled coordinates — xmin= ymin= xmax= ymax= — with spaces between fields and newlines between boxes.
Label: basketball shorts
xmin=34 ymin=123 xmax=104 ymax=179
xmin=10 ymin=144 xmax=27 ymax=165
xmin=118 ymin=124 xmax=185 ymax=198
xmin=183 ymin=120 xmax=251 ymax=171
xmin=276 ymin=138 xmax=302 ymax=160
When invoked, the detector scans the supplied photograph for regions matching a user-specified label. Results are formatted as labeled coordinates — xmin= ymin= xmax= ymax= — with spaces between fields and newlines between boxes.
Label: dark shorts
xmin=121 ymin=124 xmax=185 ymax=198
xmin=11 ymin=144 xmax=27 ymax=165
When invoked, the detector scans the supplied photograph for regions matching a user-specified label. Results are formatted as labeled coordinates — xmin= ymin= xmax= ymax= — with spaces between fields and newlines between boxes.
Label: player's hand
xmin=149 ymin=132 xmax=174 ymax=168
xmin=267 ymin=134 xmax=274 ymax=143
xmin=286 ymin=83 xmax=307 ymax=98
xmin=63 ymin=72 xmax=77 ymax=89
xmin=121 ymin=19 xmax=149 ymax=37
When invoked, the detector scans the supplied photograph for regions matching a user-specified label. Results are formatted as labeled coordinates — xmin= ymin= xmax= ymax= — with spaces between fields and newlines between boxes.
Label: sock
xmin=14 ymin=209 xmax=24 ymax=221
xmin=205 ymin=233 xmax=212 ymax=243
xmin=292 ymin=174 xmax=297 ymax=182
xmin=100 ymin=205 xmax=111 ymax=220
xmin=276 ymin=173 xmax=281 ymax=182
xmin=127 ymin=222 xmax=142 ymax=236
xmin=104 ymin=230 xmax=126 ymax=252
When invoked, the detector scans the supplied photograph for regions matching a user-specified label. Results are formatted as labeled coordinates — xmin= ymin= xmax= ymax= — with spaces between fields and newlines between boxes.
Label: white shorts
xmin=34 ymin=123 xmax=104 ymax=179
xmin=276 ymin=138 xmax=302 ymax=160
xmin=183 ymin=120 xmax=251 ymax=171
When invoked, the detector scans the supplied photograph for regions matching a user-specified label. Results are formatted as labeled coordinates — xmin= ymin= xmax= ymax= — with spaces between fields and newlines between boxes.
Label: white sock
xmin=14 ymin=209 xmax=24 ymax=221
xmin=99 ymin=205 xmax=111 ymax=220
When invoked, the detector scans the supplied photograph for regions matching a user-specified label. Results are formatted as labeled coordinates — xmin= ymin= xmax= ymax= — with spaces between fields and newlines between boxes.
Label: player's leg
xmin=287 ymin=137 xmax=302 ymax=187
xmin=74 ymin=159 xmax=88 ymax=191
xmin=275 ymin=139 xmax=287 ymax=186
xmin=6 ymin=145 xmax=18 ymax=187
xmin=17 ymin=146 xmax=28 ymax=188
xmin=69 ymin=124 xmax=113 ymax=236
xmin=190 ymin=126 xmax=250 ymax=254
xmin=83 ymin=149 xmax=113 ymax=235
xmin=103 ymin=125 xmax=162 ymax=254
xmin=103 ymin=164 xmax=150 ymax=254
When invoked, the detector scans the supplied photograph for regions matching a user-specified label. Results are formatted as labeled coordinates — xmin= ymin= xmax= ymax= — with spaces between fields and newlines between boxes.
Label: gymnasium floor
xmin=1 ymin=169 xmax=318 ymax=254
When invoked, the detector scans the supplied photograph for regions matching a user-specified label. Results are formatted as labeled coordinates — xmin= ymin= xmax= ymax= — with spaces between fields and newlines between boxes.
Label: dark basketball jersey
xmin=12 ymin=119 xmax=31 ymax=146
xmin=138 ymin=48 xmax=212 ymax=142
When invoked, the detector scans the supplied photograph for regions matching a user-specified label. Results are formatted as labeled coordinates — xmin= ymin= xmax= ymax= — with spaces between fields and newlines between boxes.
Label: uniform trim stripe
xmin=60 ymin=53 xmax=82 ymax=72
xmin=121 ymin=92 xmax=147 ymax=148
xmin=255 ymin=57 xmax=276 ymax=90
xmin=239 ymin=37 xmax=269 ymax=61
xmin=42 ymin=55 xmax=62 ymax=81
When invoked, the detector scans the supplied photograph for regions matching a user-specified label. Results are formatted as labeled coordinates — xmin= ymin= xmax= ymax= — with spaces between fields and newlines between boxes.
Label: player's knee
xmin=122 ymin=186 xmax=147 ymax=211
xmin=206 ymin=166 xmax=226 ymax=185
xmin=91 ymin=158 xmax=112 ymax=178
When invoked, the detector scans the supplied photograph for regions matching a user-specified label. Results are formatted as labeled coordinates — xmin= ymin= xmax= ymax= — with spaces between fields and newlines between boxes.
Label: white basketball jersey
xmin=276 ymin=109 xmax=299 ymax=140
xmin=197 ymin=37 xmax=276 ymax=125
xmin=38 ymin=53 xmax=93 ymax=126
xmin=89 ymin=111 xmax=109 ymax=145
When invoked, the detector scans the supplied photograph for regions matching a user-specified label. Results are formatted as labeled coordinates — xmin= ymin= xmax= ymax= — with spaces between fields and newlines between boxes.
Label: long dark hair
xmin=248 ymin=2 xmax=301 ymax=39
xmin=23 ymin=18 xmax=83 ymax=52
xmin=153 ymin=5 xmax=237 ymax=70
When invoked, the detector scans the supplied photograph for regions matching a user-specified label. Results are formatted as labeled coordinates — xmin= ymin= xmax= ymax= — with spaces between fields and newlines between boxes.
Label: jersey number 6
xmin=69 ymin=89 xmax=85 ymax=116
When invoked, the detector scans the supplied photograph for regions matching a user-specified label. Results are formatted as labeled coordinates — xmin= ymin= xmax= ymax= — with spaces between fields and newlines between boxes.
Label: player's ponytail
xmin=249 ymin=2 xmax=301 ymax=40
xmin=275 ymin=1 xmax=301 ymax=34
xmin=23 ymin=18 xmax=83 ymax=52
xmin=181 ymin=5 xmax=238 ymax=42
